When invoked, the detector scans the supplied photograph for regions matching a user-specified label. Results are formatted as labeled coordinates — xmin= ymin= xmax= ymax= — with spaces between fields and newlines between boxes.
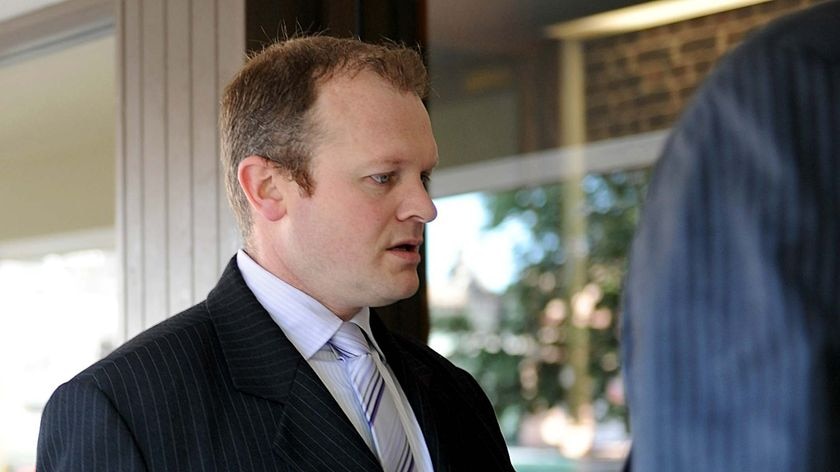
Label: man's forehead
xmin=316 ymin=68 xmax=416 ymax=101
xmin=310 ymin=71 xmax=428 ymax=131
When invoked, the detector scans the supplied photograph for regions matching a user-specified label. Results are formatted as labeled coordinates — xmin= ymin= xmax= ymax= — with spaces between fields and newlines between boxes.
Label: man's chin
xmin=373 ymin=282 xmax=419 ymax=307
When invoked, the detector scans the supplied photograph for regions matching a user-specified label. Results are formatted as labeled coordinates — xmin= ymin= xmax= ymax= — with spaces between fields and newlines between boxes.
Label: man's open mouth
xmin=390 ymin=243 xmax=418 ymax=252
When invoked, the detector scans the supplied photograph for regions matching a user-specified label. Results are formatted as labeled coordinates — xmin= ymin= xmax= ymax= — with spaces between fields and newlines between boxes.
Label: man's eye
xmin=421 ymin=173 xmax=432 ymax=189
xmin=370 ymin=174 xmax=391 ymax=184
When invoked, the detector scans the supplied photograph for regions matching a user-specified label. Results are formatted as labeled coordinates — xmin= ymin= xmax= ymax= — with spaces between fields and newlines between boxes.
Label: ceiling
xmin=0 ymin=0 xmax=65 ymax=23
xmin=0 ymin=35 xmax=114 ymax=166
xmin=0 ymin=0 xmax=654 ymax=167
xmin=428 ymin=0 xmax=650 ymax=59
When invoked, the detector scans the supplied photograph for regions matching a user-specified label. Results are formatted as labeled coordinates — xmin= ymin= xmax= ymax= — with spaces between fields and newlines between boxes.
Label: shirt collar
xmin=236 ymin=250 xmax=380 ymax=359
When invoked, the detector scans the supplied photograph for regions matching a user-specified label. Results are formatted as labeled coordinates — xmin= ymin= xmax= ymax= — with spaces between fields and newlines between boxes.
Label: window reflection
xmin=428 ymin=169 xmax=648 ymax=466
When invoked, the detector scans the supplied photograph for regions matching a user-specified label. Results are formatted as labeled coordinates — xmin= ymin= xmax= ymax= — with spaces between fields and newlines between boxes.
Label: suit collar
xmin=206 ymin=258 xmax=301 ymax=403
xmin=235 ymin=249 xmax=347 ymax=360
xmin=206 ymin=258 xmax=382 ymax=470
xmin=207 ymin=258 xmax=453 ymax=470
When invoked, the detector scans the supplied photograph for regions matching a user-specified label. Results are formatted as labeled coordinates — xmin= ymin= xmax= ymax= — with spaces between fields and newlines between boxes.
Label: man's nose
xmin=397 ymin=181 xmax=437 ymax=223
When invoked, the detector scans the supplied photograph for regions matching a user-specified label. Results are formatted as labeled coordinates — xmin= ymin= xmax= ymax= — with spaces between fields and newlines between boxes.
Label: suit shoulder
xmin=743 ymin=2 xmax=840 ymax=63
xmin=75 ymin=300 xmax=218 ymax=387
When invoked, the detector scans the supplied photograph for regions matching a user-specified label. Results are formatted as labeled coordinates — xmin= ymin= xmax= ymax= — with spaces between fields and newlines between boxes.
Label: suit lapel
xmin=207 ymin=259 xmax=381 ymax=471
xmin=270 ymin=365 xmax=382 ymax=471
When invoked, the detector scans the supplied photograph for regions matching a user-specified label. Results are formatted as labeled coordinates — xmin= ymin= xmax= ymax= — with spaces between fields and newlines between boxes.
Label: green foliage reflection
xmin=431 ymin=168 xmax=649 ymax=446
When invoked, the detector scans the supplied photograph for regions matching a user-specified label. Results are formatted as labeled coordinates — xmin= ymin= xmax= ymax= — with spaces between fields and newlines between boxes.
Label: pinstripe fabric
xmin=37 ymin=257 xmax=514 ymax=471
xmin=622 ymin=2 xmax=840 ymax=471
xmin=236 ymin=249 xmax=432 ymax=470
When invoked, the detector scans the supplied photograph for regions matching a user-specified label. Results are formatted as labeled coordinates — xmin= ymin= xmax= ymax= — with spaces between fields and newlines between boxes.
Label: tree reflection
xmin=431 ymin=168 xmax=648 ymax=457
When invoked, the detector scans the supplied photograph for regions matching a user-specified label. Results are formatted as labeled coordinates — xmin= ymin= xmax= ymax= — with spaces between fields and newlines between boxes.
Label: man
xmin=37 ymin=36 xmax=514 ymax=471
xmin=622 ymin=1 xmax=840 ymax=470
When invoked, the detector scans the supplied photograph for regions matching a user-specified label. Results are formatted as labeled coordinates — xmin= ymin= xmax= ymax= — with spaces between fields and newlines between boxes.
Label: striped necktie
xmin=330 ymin=322 xmax=415 ymax=472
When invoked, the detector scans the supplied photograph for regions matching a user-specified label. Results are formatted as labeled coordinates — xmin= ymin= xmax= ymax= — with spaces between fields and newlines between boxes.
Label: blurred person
xmin=621 ymin=1 xmax=840 ymax=470
xmin=36 ymin=36 xmax=514 ymax=472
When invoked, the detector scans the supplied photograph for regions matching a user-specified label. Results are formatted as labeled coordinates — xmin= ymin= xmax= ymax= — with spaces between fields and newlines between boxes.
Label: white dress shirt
xmin=236 ymin=250 xmax=433 ymax=472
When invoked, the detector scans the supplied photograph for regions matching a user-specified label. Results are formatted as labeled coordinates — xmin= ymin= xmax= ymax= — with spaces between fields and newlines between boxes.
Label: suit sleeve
xmin=37 ymin=376 xmax=147 ymax=471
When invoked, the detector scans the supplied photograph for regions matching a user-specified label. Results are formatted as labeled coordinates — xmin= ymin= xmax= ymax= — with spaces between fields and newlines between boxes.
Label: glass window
xmin=0 ymin=16 xmax=115 ymax=471
xmin=428 ymin=168 xmax=648 ymax=467
xmin=0 ymin=248 xmax=119 ymax=471
xmin=426 ymin=0 xmax=814 ymax=468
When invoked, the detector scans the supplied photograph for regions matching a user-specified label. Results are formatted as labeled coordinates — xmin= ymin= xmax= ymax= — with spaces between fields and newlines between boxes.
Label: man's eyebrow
xmin=372 ymin=157 xmax=437 ymax=168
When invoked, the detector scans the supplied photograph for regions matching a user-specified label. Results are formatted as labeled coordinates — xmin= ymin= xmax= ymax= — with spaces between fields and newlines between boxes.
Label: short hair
xmin=220 ymin=35 xmax=429 ymax=242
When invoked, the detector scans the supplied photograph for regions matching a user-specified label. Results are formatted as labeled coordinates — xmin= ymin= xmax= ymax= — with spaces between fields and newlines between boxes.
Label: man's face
xmin=269 ymin=70 xmax=438 ymax=318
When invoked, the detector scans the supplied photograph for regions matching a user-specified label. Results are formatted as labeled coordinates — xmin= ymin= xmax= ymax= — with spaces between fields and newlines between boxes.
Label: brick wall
xmin=584 ymin=0 xmax=822 ymax=142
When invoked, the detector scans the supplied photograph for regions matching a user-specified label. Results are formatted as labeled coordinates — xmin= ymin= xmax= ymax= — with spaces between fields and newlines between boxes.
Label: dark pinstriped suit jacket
xmin=37 ymin=258 xmax=514 ymax=471
xmin=622 ymin=1 xmax=840 ymax=471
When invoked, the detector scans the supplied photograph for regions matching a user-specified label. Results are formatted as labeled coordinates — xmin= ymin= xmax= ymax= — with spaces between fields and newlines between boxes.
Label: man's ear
xmin=238 ymin=155 xmax=288 ymax=222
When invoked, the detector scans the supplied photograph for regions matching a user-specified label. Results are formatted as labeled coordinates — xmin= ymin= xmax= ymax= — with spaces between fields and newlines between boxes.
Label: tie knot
xmin=329 ymin=322 xmax=370 ymax=359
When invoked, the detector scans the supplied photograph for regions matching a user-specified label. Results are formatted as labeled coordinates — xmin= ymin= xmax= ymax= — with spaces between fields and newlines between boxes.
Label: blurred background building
xmin=0 ymin=0 xmax=823 ymax=470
